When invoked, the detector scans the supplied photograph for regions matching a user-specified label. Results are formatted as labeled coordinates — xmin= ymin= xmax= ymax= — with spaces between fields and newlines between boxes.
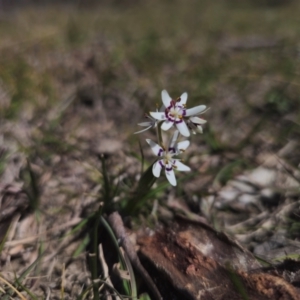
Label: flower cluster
xmin=135 ymin=90 xmax=208 ymax=186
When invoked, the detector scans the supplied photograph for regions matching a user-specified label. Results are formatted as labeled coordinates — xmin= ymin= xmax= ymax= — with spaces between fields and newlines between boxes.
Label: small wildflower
xmin=134 ymin=106 xmax=165 ymax=134
xmin=150 ymin=90 xmax=207 ymax=137
xmin=134 ymin=114 xmax=158 ymax=134
xmin=146 ymin=130 xmax=190 ymax=186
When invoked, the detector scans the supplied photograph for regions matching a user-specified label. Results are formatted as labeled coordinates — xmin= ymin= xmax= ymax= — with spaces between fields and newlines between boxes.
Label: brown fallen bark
xmin=138 ymin=216 xmax=300 ymax=300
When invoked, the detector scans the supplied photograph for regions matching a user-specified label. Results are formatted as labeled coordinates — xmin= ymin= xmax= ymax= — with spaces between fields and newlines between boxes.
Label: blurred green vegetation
xmin=0 ymin=1 xmax=299 ymax=110
xmin=0 ymin=0 xmax=300 ymax=191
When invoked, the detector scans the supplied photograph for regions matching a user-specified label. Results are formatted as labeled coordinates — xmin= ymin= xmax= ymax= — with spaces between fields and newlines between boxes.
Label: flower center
xmin=165 ymin=101 xmax=186 ymax=124
xmin=159 ymin=151 xmax=175 ymax=171
xmin=163 ymin=152 xmax=173 ymax=165
xmin=169 ymin=107 xmax=182 ymax=119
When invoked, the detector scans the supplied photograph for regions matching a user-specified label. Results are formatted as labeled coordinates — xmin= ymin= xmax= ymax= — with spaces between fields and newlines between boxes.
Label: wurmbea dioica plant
xmin=135 ymin=90 xmax=208 ymax=186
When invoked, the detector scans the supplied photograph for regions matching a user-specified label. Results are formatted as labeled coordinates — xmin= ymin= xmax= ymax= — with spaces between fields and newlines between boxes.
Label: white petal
xmin=189 ymin=116 xmax=207 ymax=124
xmin=165 ymin=168 xmax=177 ymax=186
xmin=134 ymin=126 xmax=152 ymax=134
xmin=161 ymin=120 xmax=174 ymax=131
xmin=146 ymin=139 xmax=163 ymax=156
xmin=179 ymin=92 xmax=188 ymax=105
xmin=174 ymin=160 xmax=191 ymax=172
xmin=169 ymin=130 xmax=179 ymax=148
xmin=197 ymin=125 xmax=203 ymax=133
xmin=186 ymin=105 xmax=206 ymax=116
xmin=150 ymin=112 xmax=166 ymax=120
xmin=161 ymin=90 xmax=172 ymax=107
xmin=176 ymin=121 xmax=190 ymax=137
xmin=152 ymin=161 xmax=162 ymax=178
xmin=176 ymin=140 xmax=190 ymax=153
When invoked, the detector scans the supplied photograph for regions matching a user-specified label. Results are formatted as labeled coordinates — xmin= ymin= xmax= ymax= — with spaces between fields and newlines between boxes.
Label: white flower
xmin=150 ymin=90 xmax=207 ymax=137
xmin=134 ymin=106 xmax=165 ymax=134
xmin=146 ymin=131 xmax=190 ymax=186
xmin=134 ymin=114 xmax=158 ymax=134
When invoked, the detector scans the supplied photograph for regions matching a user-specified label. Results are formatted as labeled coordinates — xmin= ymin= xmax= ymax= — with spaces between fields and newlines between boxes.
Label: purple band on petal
xmin=167 ymin=116 xmax=175 ymax=122
xmin=165 ymin=107 xmax=175 ymax=122
xmin=168 ymin=147 xmax=176 ymax=153
xmin=165 ymin=110 xmax=168 ymax=119
xmin=175 ymin=119 xmax=183 ymax=124
xmin=166 ymin=166 xmax=173 ymax=171
xmin=165 ymin=104 xmax=173 ymax=115
xmin=158 ymin=149 xmax=164 ymax=157
xmin=159 ymin=160 xmax=165 ymax=168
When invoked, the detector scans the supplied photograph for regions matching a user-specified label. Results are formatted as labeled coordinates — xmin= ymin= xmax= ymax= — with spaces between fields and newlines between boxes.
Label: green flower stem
xmin=89 ymin=206 xmax=103 ymax=300
xmin=157 ymin=121 xmax=164 ymax=147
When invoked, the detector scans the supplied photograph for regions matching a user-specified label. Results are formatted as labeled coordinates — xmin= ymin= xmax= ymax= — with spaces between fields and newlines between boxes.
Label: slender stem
xmin=156 ymin=121 xmax=164 ymax=147
xmin=90 ymin=207 xmax=102 ymax=300
xmin=100 ymin=154 xmax=111 ymax=211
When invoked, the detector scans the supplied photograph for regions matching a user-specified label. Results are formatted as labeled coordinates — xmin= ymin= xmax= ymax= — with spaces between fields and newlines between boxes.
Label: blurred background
xmin=1 ymin=0 xmax=300 ymax=164
xmin=1 ymin=0 xmax=300 ymax=210
xmin=1 ymin=0 xmax=300 ymax=219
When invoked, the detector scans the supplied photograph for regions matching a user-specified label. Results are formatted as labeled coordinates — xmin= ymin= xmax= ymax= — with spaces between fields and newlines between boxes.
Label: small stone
xmin=247 ymin=167 xmax=276 ymax=186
